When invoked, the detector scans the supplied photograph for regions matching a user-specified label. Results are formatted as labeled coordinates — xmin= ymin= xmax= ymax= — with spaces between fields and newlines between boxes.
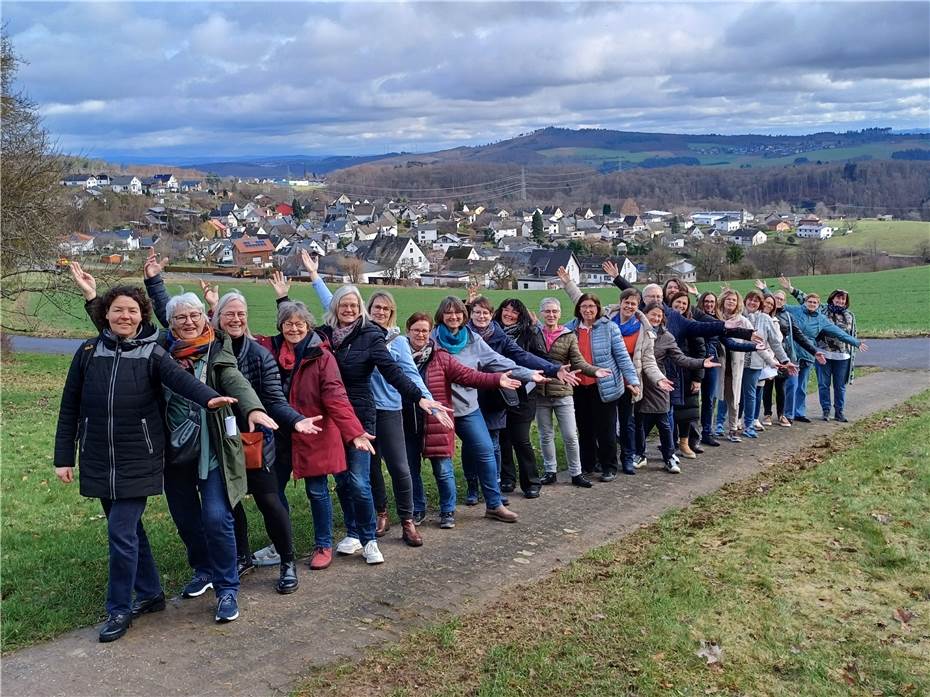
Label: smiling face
xmin=369 ymin=296 xmax=395 ymax=328
xmin=664 ymin=280 xmax=680 ymax=300
xmin=643 ymin=286 xmax=663 ymax=306
xmin=407 ymin=319 xmax=431 ymax=350
xmin=671 ymin=296 xmax=689 ymax=314
xmin=469 ymin=305 xmax=491 ymax=329
xmin=762 ymin=296 xmax=775 ymax=315
xmin=539 ymin=302 xmax=561 ymax=328
xmin=619 ymin=294 xmax=640 ymax=320
xmin=579 ymin=300 xmax=599 ymax=325
xmin=744 ymin=294 xmax=761 ymax=313
xmin=170 ymin=304 xmax=206 ymax=340
xmin=281 ymin=313 xmax=309 ymax=346
xmin=499 ymin=303 xmax=520 ymax=327
xmin=722 ymin=293 xmax=739 ymax=315
xmin=442 ymin=307 xmax=465 ymax=331
xmin=805 ymin=296 xmax=821 ymax=312
xmin=831 ymin=292 xmax=848 ymax=308
xmin=106 ymin=295 xmax=142 ymax=338
xmin=218 ymin=299 xmax=248 ymax=338
xmin=336 ymin=293 xmax=361 ymax=326
xmin=773 ymin=291 xmax=786 ymax=309
xmin=702 ymin=295 xmax=717 ymax=314
xmin=645 ymin=307 xmax=664 ymax=327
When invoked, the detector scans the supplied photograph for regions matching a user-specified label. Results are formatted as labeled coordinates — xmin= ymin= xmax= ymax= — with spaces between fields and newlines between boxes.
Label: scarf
xmin=411 ymin=341 xmax=433 ymax=369
xmin=614 ymin=314 xmax=641 ymax=337
xmin=436 ymin=324 xmax=468 ymax=354
xmin=827 ymin=303 xmax=847 ymax=316
xmin=169 ymin=324 xmax=214 ymax=369
xmin=277 ymin=340 xmax=297 ymax=371
xmin=541 ymin=326 xmax=564 ymax=352
xmin=466 ymin=319 xmax=494 ymax=342
xmin=331 ymin=318 xmax=360 ymax=349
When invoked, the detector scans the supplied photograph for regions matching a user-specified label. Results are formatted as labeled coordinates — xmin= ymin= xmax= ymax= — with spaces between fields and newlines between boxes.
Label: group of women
xmin=54 ymin=251 xmax=864 ymax=643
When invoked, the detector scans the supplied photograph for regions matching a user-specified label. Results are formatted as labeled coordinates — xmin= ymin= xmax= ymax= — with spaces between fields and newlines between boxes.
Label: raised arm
xmin=143 ymin=274 xmax=172 ymax=329
xmin=557 ymin=265 xmax=584 ymax=305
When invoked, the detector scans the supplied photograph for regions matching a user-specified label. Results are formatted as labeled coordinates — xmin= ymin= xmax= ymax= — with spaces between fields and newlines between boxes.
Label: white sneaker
xmin=753 ymin=419 xmax=766 ymax=432
xmin=666 ymin=461 xmax=681 ymax=474
xmin=670 ymin=453 xmax=680 ymax=466
xmin=362 ymin=540 xmax=384 ymax=565
xmin=251 ymin=544 xmax=280 ymax=567
xmin=633 ymin=455 xmax=648 ymax=469
xmin=335 ymin=536 xmax=362 ymax=555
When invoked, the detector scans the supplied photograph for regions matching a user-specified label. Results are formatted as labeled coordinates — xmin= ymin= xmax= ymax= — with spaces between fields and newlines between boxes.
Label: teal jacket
xmin=782 ymin=303 xmax=860 ymax=363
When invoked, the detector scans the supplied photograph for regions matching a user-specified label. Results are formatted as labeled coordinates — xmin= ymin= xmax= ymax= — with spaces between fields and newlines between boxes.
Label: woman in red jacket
xmin=258 ymin=301 xmax=374 ymax=570
xmin=402 ymin=312 xmax=521 ymax=529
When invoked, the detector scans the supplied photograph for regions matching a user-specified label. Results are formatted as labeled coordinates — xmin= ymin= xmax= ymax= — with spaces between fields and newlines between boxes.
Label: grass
xmin=823 ymin=219 xmax=930 ymax=255
xmin=297 ymin=390 xmax=930 ymax=697
xmin=11 ymin=265 xmax=930 ymax=339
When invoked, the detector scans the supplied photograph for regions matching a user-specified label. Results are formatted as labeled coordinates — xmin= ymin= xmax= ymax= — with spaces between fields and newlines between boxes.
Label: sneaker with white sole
xmin=251 ymin=544 xmax=280 ymax=567
xmin=335 ymin=536 xmax=362 ymax=555
xmin=633 ymin=455 xmax=648 ymax=469
xmin=362 ymin=540 xmax=384 ymax=565
xmin=665 ymin=461 xmax=681 ymax=474
xmin=215 ymin=594 xmax=239 ymax=623
xmin=180 ymin=574 xmax=213 ymax=598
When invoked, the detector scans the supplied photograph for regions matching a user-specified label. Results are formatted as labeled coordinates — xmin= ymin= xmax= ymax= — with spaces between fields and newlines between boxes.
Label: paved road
xmin=3 ymin=369 xmax=929 ymax=697
xmin=9 ymin=334 xmax=930 ymax=368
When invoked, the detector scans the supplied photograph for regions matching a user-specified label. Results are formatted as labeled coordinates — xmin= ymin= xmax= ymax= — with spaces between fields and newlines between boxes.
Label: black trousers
xmin=499 ymin=396 xmax=542 ymax=493
xmin=762 ymin=377 xmax=786 ymax=417
xmin=232 ymin=461 xmax=295 ymax=564
xmin=573 ymin=384 xmax=619 ymax=475
xmin=370 ymin=409 xmax=414 ymax=520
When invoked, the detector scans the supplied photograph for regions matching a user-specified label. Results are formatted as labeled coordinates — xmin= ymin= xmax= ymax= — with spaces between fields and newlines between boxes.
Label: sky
xmin=5 ymin=1 xmax=930 ymax=160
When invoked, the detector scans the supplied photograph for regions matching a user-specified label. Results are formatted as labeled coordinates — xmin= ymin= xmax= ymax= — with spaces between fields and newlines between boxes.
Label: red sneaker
xmin=308 ymin=546 xmax=332 ymax=570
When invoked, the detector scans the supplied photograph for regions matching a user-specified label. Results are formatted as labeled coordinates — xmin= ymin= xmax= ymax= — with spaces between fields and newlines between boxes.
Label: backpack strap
xmin=78 ymin=338 xmax=98 ymax=377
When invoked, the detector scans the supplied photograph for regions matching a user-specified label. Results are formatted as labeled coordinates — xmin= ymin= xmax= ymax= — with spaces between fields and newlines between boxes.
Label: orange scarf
xmin=169 ymin=324 xmax=215 ymax=368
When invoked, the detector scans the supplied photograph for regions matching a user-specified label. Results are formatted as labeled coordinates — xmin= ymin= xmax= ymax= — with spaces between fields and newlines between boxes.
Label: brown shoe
xmin=375 ymin=510 xmax=390 ymax=538
xmin=484 ymin=505 xmax=518 ymax=523
xmin=401 ymin=519 xmax=423 ymax=547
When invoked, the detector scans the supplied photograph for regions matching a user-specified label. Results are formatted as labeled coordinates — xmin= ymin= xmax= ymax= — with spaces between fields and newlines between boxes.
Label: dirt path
xmin=4 ymin=369 xmax=929 ymax=697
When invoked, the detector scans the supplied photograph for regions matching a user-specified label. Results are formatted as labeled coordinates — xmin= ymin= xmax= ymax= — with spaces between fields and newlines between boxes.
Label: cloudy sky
xmin=5 ymin=1 xmax=929 ymax=160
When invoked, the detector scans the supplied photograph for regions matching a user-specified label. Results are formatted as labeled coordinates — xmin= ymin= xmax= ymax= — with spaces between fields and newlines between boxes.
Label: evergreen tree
xmin=531 ymin=210 xmax=545 ymax=243
xmin=602 ymin=203 xmax=611 ymax=215
xmin=291 ymin=197 xmax=304 ymax=220
xmin=670 ymin=216 xmax=681 ymax=235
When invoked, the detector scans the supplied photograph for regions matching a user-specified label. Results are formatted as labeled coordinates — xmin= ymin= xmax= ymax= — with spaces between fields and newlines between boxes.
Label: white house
xmin=665 ymin=259 xmax=697 ymax=282
xmin=691 ymin=212 xmax=724 ymax=226
xmin=663 ymin=236 xmax=686 ymax=249
xmin=416 ymin=225 xmax=439 ymax=245
xmin=61 ymin=174 xmax=98 ymax=188
xmin=492 ymin=223 xmax=519 ymax=244
xmin=432 ymin=233 xmax=462 ymax=252
xmin=796 ymin=217 xmax=834 ymax=239
xmin=728 ymin=228 xmax=768 ymax=247
xmin=714 ymin=215 xmax=741 ymax=233
xmin=110 ymin=176 xmax=143 ymax=195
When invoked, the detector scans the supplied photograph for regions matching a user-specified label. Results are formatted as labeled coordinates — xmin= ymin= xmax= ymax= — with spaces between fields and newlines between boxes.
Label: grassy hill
xmin=824 ymin=219 xmax=930 ymax=255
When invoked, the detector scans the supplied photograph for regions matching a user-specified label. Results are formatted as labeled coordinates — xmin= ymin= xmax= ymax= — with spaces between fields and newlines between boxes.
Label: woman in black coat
xmin=54 ymin=283 xmax=231 ymax=643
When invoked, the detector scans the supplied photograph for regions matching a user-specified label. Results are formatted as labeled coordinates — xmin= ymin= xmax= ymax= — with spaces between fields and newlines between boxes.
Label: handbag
xmin=240 ymin=431 xmax=264 ymax=470
xmin=167 ymin=363 xmax=209 ymax=468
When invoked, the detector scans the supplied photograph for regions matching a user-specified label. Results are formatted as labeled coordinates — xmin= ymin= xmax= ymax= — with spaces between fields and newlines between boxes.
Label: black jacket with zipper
xmin=53 ymin=324 xmax=219 ymax=500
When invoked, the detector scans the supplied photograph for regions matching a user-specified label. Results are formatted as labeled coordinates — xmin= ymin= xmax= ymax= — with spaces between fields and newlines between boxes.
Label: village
xmin=59 ymin=170 xmax=846 ymax=289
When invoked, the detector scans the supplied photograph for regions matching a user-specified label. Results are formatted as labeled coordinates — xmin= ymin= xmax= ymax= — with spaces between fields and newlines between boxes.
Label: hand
xmin=299 ymin=248 xmax=319 ymax=279
xmin=690 ymin=380 xmax=702 ymax=393
xmin=749 ymin=331 xmax=764 ymax=344
xmin=143 ymin=246 xmax=168 ymax=279
xmin=627 ymin=384 xmax=641 ymax=398
xmin=248 ymin=411 xmax=279 ymax=431
xmin=294 ymin=415 xmax=323 ymax=435
xmin=419 ymin=398 xmax=454 ymax=429
xmin=686 ymin=283 xmax=699 ymax=296
xmin=594 ymin=367 xmax=612 ymax=378
xmin=466 ymin=283 xmax=480 ymax=303
xmin=724 ymin=317 xmax=744 ymax=330
xmin=778 ymin=275 xmax=793 ymax=292
xmin=815 ymin=351 xmax=827 ymax=365
xmin=858 ymin=342 xmax=869 ymax=353
xmin=207 ymin=396 xmax=238 ymax=410
xmin=498 ymin=371 xmax=522 ymax=390
xmin=530 ymin=370 xmax=549 ymax=384
xmin=754 ymin=278 xmax=766 ymax=290
xmin=556 ymin=365 xmax=581 ymax=386
xmin=69 ymin=261 xmax=97 ymax=300
xmin=199 ymin=280 xmax=219 ymax=309
xmin=657 ymin=378 xmax=675 ymax=392
xmin=55 ymin=466 xmax=74 ymax=484
xmin=780 ymin=362 xmax=799 ymax=376
xmin=270 ymin=270 xmax=291 ymax=299
xmin=352 ymin=432 xmax=376 ymax=454
xmin=602 ymin=260 xmax=619 ymax=278
xmin=702 ymin=358 xmax=721 ymax=369
xmin=556 ymin=266 xmax=570 ymax=284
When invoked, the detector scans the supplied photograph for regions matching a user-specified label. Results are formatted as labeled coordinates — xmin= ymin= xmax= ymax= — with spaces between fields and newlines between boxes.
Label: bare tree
xmin=339 ymin=256 xmax=363 ymax=284
xmin=797 ymin=238 xmax=826 ymax=275
xmin=691 ymin=240 xmax=726 ymax=282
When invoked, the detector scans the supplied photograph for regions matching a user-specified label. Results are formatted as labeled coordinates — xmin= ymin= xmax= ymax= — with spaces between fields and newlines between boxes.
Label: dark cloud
xmin=4 ymin=1 xmax=928 ymax=157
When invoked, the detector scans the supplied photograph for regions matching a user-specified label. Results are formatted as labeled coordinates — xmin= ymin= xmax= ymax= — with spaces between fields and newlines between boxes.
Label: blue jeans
xmin=334 ymin=447 xmax=376 ymax=544
xmin=100 ymin=497 xmax=162 ymax=616
xmin=741 ymin=366 xmax=763 ymax=433
xmin=816 ymin=358 xmax=850 ymax=416
xmin=794 ymin=361 xmax=813 ymax=418
xmin=163 ymin=464 xmax=239 ymax=597
xmin=701 ymin=366 xmax=719 ymax=438
xmin=455 ymin=410 xmax=503 ymax=509
xmin=617 ymin=391 xmax=636 ymax=469
xmin=304 ymin=475 xmax=333 ymax=548
xmin=715 ymin=400 xmax=728 ymax=433
xmin=782 ymin=373 xmax=798 ymax=419
xmin=405 ymin=428 xmax=457 ymax=515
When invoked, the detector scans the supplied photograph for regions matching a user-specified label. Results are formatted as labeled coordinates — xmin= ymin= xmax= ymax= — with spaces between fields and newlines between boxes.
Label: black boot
xmin=571 ymin=474 xmax=593 ymax=488
xmin=99 ymin=613 xmax=132 ymax=643
xmin=131 ymin=592 xmax=166 ymax=617
xmin=237 ymin=554 xmax=254 ymax=578
xmin=276 ymin=562 xmax=299 ymax=595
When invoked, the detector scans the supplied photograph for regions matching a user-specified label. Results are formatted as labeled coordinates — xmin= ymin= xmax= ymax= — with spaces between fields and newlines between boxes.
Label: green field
xmin=15 ymin=265 xmax=930 ymax=339
xmin=824 ymin=219 xmax=930 ymax=255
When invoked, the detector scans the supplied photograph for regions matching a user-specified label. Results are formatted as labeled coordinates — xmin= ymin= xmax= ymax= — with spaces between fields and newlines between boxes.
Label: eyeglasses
xmin=172 ymin=312 xmax=203 ymax=324
xmin=409 ymin=328 xmax=430 ymax=334
xmin=283 ymin=321 xmax=308 ymax=330
xmin=220 ymin=311 xmax=247 ymax=319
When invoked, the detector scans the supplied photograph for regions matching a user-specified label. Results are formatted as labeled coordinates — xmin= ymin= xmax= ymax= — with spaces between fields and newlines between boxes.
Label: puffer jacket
xmin=782 ymin=295 xmax=861 ymax=363
xmin=638 ymin=326 xmax=705 ymax=414
xmin=563 ymin=316 xmax=639 ymax=402
xmin=536 ymin=326 xmax=601 ymax=399
xmin=54 ymin=324 xmax=220 ymax=500
xmin=402 ymin=340 xmax=502 ymax=458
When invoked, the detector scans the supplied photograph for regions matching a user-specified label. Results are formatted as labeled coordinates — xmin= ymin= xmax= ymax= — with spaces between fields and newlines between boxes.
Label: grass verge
xmin=298 ymin=390 xmax=930 ymax=697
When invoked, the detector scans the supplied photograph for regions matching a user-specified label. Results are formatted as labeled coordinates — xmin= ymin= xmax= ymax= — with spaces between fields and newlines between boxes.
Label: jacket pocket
xmin=141 ymin=418 xmax=154 ymax=455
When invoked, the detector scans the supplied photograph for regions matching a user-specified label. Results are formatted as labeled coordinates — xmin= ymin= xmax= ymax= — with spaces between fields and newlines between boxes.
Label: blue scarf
xmin=613 ymin=314 xmax=641 ymax=337
xmin=436 ymin=324 xmax=468 ymax=354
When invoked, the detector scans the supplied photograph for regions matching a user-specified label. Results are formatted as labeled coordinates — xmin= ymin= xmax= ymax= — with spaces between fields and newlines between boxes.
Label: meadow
xmin=824 ymin=219 xmax=930 ymax=255
xmin=17 ymin=264 xmax=930 ymax=339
